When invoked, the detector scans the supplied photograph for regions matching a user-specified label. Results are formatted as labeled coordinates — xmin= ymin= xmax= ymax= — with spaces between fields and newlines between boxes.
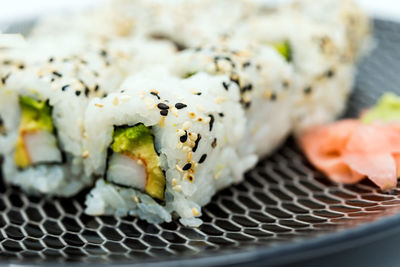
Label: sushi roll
xmin=169 ymin=40 xmax=294 ymax=156
xmin=233 ymin=8 xmax=364 ymax=132
xmin=0 ymin=37 xmax=135 ymax=196
xmin=83 ymin=69 xmax=257 ymax=226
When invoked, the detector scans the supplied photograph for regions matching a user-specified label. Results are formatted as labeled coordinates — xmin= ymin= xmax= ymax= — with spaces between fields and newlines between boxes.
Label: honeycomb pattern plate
xmin=1 ymin=19 xmax=400 ymax=266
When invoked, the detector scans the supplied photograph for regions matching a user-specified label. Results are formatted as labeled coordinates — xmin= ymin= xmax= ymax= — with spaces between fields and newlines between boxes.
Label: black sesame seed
xmin=218 ymin=113 xmax=224 ymax=117
xmin=182 ymin=163 xmax=192 ymax=171
xmin=283 ymin=81 xmax=289 ymax=88
xmin=84 ymin=87 xmax=90 ymax=97
xmin=75 ymin=91 xmax=81 ymax=96
xmin=3 ymin=60 xmax=11 ymax=65
xmin=103 ymin=93 xmax=108 ymax=98
xmin=100 ymin=49 xmax=107 ymax=57
xmin=52 ymin=71 xmax=62 ymax=78
xmin=94 ymin=84 xmax=99 ymax=92
xmin=325 ymin=69 xmax=335 ymax=78
xmin=150 ymin=91 xmax=160 ymax=100
xmin=175 ymin=103 xmax=187 ymax=109
xmin=160 ymin=110 xmax=168 ymax=116
xmin=199 ymin=154 xmax=207 ymax=164
xmin=195 ymin=92 xmax=202 ymax=96
xmin=241 ymin=84 xmax=253 ymax=92
xmin=120 ymin=90 xmax=125 ymax=93
xmin=50 ymin=78 xmax=55 ymax=83
xmin=304 ymin=87 xmax=313 ymax=94
xmin=1 ymin=73 xmax=10 ymax=85
xmin=208 ymin=114 xmax=215 ymax=131
xmin=222 ymin=81 xmax=229 ymax=91
xmin=48 ymin=57 xmax=54 ymax=63
xmin=242 ymin=62 xmax=251 ymax=68
xmin=192 ymin=134 xmax=201 ymax=152
xmin=18 ymin=64 xmax=25 ymax=69
xmin=180 ymin=131 xmax=188 ymax=143
xmin=270 ymin=93 xmax=277 ymax=101
xmin=211 ymin=138 xmax=217 ymax=148
xmin=157 ymin=103 xmax=169 ymax=110
xmin=61 ymin=85 xmax=69 ymax=91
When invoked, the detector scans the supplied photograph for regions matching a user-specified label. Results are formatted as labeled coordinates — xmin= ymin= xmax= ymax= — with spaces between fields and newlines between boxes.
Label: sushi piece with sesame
xmin=169 ymin=40 xmax=294 ymax=157
xmin=83 ymin=68 xmax=257 ymax=226
xmin=233 ymin=7 xmax=369 ymax=132
xmin=0 ymin=37 xmax=134 ymax=196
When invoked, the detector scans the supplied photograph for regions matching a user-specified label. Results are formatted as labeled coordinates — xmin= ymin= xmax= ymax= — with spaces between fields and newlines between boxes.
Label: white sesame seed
xmin=182 ymin=121 xmax=191 ymax=130
xmin=173 ymin=185 xmax=182 ymax=191
xmin=113 ymin=97 xmax=119 ymax=106
xmin=120 ymin=95 xmax=131 ymax=102
xmin=82 ymin=150 xmax=89 ymax=158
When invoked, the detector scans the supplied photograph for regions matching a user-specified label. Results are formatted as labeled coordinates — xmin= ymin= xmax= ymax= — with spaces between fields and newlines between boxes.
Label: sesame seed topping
xmin=188 ymin=112 xmax=196 ymax=118
xmin=242 ymin=62 xmax=251 ymax=68
xmin=1 ymin=73 xmax=10 ymax=85
xmin=222 ymin=81 xmax=230 ymax=90
xmin=215 ymin=97 xmax=227 ymax=104
xmin=188 ymin=175 xmax=194 ymax=182
xmin=61 ymin=85 xmax=69 ymax=91
xmin=199 ymin=154 xmax=207 ymax=164
xmin=75 ymin=91 xmax=81 ymax=96
xmin=48 ymin=57 xmax=54 ymax=63
xmin=82 ymin=150 xmax=89 ymax=158
xmin=183 ymin=163 xmax=192 ymax=171
xmin=180 ymin=131 xmax=188 ymax=143
xmin=160 ymin=110 xmax=168 ymax=116
xmin=175 ymin=103 xmax=187 ymax=109
xmin=208 ymin=115 xmax=215 ymax=131
xmin=95 ymin=104 xmax=104 ymax=108
xmin=176 ymin=164 xmax=183 ymax=172
xmin=218 ymin=113 xmax=224 ymax=117
xmin=113 ymin=97 xmax=119 ymax=106
xmin=18 ymin=64 xmax=25 ymax=69
xmin=150 ymin=91 xmax=160 ymax=99
xmin=120 ymin=95 xmax=131 ymax=102
xmin=84 ymin=87 xmax=90 ymax=97
xmin=157 ymin=103 xmax=169 ymax=110
xmin=211 ymin=138 xmax=217 ymax=148
xmin=192 ymin=134 xmax=201 ymax=152
xmin=173 ymin=185 xmax=182 ymax=191
xmin=304 ymin=87 xmax=313 ymax=94
xmin=52 ymin=71 xmax=62 ymax=78
xmin=188 ymin=132 xmax=197 ymax=141
xmin=326 ymin=69 xmax=335 ymax=78
xmin=182 ymin=121 xmax=191 ymax=130
xmin=94 ymin=84 xmax=99 ymax=92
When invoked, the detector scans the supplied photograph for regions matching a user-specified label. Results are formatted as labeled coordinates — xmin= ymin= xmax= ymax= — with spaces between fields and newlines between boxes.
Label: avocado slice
xmin=14 ymin=96 xmax=54 ymax=168
xmin=111 ymin=124 xmax=166 ymax=200
xmin=270 ymin=41 xmax=292 ymax=62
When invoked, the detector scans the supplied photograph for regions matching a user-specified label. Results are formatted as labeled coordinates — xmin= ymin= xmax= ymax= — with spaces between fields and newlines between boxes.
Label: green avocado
xmin=361 ymin=93 xmax=400 ymax=124
xmin=271 ymin=41 xmax=292 ymax=62
xmin=14 ymin=96 xmax=54 ymax=168
xmin=111 ymin=124 xmax=165 ymax=200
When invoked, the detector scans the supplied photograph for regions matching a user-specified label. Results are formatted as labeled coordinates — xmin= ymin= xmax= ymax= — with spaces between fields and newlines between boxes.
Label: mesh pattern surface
xmin=1 ymin=19 xmax=400 ymax=265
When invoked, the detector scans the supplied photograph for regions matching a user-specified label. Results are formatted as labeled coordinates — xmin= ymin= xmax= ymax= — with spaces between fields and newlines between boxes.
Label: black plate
xmin=1 ymin=19 xmax=400 ymax=267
